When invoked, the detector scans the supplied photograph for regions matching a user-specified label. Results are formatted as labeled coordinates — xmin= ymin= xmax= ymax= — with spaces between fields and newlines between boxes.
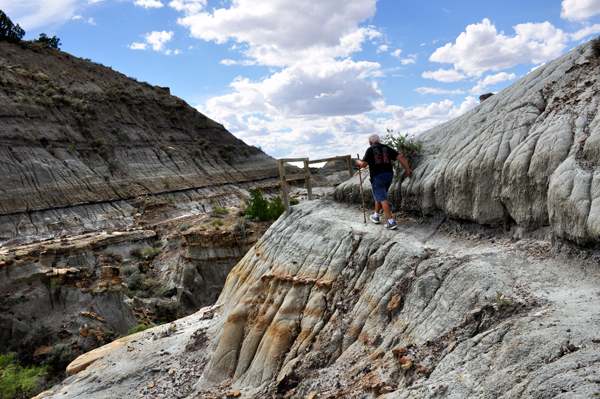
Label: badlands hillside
xmin=31 ymin=39 xmax=600 ymax=398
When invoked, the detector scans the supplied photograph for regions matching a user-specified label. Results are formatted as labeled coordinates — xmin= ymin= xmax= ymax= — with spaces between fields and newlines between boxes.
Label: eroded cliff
xmin=336 ymin=40 xmax=600 ymax=246
xmin=0 ymin=40 xmax=280 ymax=244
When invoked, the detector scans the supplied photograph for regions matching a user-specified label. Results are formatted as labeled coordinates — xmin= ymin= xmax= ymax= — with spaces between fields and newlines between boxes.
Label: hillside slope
xmin=0 ymin=41 xmax=279 ymax=242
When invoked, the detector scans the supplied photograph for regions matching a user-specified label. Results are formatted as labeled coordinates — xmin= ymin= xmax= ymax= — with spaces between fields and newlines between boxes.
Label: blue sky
xmin=2 ymin=0 xmax=600 ymax=159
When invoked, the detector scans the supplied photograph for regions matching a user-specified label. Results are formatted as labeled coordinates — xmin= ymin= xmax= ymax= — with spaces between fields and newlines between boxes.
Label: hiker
xmin=356 ymin=133 xmax=412 ymax=230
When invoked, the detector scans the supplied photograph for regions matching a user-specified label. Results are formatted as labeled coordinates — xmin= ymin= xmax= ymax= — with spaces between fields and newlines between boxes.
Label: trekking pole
xmin=357 ymin=154 xmax=366 ymax=224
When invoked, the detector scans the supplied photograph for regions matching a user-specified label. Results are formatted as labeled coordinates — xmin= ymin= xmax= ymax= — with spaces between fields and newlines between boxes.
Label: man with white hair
xmin=356 ymin=133 xmax=412 ymax=230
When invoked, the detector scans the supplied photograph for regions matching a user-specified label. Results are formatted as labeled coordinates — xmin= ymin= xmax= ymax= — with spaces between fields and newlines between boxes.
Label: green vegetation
xmin=66 ymin=145 xmax=74 ymax=154
xmin=141 ymin=245 xmax=161 ymax=259
xmin=0 ymin=11 xmax=25 ymax=44
xmin=125 ymin=324 xmax=154 ymax=336
xmin=212 ymin=205 xmax=229 ymax=216
xmin=211 ymin=219 xmax=224 ymax=229
xmin=493 ymin=291 xmax=510 ymax=307
xmin=164 ymin=177 xmax=172 ymax=189
xmin=0 ymin=353 xmax=51 ymax=399
xmin=91 ymin=137 xmax=107 ymax=155
xmin=218 ymin=147 xmax=235 ymax=164
xmin=20 ymin=94 xmax=29 ymax=102
xmin=103 ymin=247 xmax=116 ymax=257
xmin=289 ymin=198 xmax=300 ymax=205
xmin=45 ymin=146 xmax=55 ymax=155
xmin=592 ymin=35 xmax=600 ymax=59
xmin=176 ymin=222 xmax=190 ymax=232
xmin=122 ymin=265 xmax=165 ymax=298
xmin=383 ymin=130 xmax=422 ymax=177
xmin=244 ymin=189 xmax=286 ymax=221
xmin=49 ymin=277 xmax=59 ymax=287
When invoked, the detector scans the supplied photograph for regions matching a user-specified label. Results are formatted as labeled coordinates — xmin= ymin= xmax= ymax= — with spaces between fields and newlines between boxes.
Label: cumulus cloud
xmin=129 ymin=31 xmax=174 ymax=53
xmin=415 ymin=87 xmax=465 ymax=95
xmin=470 ymin=72 xmax=516 ymax=95
xmin=169 ymin=0 xmax=206 ymax=14
xmin=570 ymin=23 xmax=600 ymax=41
xmin=429 ymin=18 xmax=568 ymax=77
xmin=72 ymin=14 xmax=83 ymax=20
xmin=561 ymin=0 xmax=600 ymax=21
xmin=401 ymin=54 xmax=417 ymax=65
xmin=129 ymin=42 xmax=147 ymax=50
xmin=134 ymin=0 xmax=164 ymax=8
xmin=377 ymin=44 xmax=389 ymax=53
xmin=174 ymin=0 xmax=378 ymax=66
xmin=391 ymin=49 xmax=402 ymax=58
xmin=422 ymin=68 xmax=467 ymax=82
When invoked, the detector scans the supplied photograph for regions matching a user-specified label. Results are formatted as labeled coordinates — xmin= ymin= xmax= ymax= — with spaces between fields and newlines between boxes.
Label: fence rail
xmin=277 ymin=155 xmax=354 ymax=215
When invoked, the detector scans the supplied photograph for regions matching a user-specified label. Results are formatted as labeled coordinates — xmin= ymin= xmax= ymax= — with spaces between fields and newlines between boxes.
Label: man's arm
xmin=397 ymin=154 xmax=412 ymax=178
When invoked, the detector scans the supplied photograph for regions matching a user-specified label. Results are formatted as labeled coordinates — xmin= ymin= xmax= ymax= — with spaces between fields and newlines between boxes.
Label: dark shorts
xmin=371 ymin=173 xmax=393 ymax=202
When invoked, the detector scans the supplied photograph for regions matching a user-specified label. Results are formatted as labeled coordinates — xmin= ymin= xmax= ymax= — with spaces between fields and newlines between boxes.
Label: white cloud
xmin=422 ymin=68 xmax=467 ymax=82
xmin=429 ymin=18 xmax=568 ymax=77
xmin=86 ymin=17 xmax=96 ymax=25
xmin=72 ymin=14 xmax=83 ymax=20
xmin=145 ymin=30 xmax=174 ymax=51
xmin=401 ymin=54 xmax=417 ymax=65
xmin=391 ymin=49 xmax=401 ymax=58
xmin=561 ymin=0 xmax=600 ymax=21
xmin=529 ymin=63 xmax=545 ymax=73
xmin=470 ymin=72 xmax=516 ymax=95
xmin=174 ymin=49 xmax=181 ymax=54
xmin=415 ymin=87 xmax=465 ymax=95
xmin=377 ymin=44 xmax=389 ymax=53
xmin=134 ymin=0 xmax=164 ymax=8
xmin=219 ymin=59 xmax=257 ymax=66
xmin=129 ymin=42 xmax=147 ymax=50
xmin=0 ymin=0 xmax=80 ymax=30
xmin=129 ymin=31 xmax=173 ymax=53
xmin=174 ymin=0 xmax=378 ymax=66
xmin=570 ymin=23 xmax=600 ymax=41
xmin=169 ymin=0 xmax=206 ymax=14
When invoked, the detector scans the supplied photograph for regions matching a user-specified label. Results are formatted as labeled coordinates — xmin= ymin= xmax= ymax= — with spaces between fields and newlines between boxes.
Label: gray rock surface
xmin=336 ymin=41 xmax=600 ymax=245
xmin=0 ymin=41 xmax=280 ymax=241
xmin=34 ymin=200 xmax=600 ymax=398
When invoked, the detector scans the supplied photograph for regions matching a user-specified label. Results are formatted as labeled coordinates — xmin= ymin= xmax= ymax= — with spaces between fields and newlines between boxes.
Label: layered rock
xmin=0 ymin=41 xmax=280 ymax=242
xmin=34 ymin=200 xmax=600 ymax=398
xmin=336 ymin=41 xmax=600 ymax=245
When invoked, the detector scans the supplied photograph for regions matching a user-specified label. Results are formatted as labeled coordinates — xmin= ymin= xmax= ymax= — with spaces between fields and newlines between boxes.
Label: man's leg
xmin=375 ymin=202 xmax=381 ymax=213
xmin=380 ymin=200 xmax=392 ymax=221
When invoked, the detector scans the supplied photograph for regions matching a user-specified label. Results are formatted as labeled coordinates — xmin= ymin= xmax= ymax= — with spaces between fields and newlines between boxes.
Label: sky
xmin=2 ymin=0 xmax=600 ymax=160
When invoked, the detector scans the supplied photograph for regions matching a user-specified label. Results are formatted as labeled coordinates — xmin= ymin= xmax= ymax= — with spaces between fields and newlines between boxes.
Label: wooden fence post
xmin=304 ymin=160 xmax=313 ymax=200
xmin=278 ymin=159 xmax=290 ymax=216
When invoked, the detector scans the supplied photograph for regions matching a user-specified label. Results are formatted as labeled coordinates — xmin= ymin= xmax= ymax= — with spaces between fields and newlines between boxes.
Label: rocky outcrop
xmin=34 ymin=200 xmax=600 ymax=398
xmin=336 ymin=41 xmax=600 ymax=245
xmin=0 ymin=41 xmax=280 ymax=243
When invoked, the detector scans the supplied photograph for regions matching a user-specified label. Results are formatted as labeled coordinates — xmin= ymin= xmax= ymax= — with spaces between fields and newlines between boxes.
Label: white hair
xmin=368 ymin=134 xmax=380 ymax=143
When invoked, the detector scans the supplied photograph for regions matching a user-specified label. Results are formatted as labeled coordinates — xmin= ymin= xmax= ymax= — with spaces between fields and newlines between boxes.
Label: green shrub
xmin=592 ymin=35 xmax=600 ymax=59
xmin=176 ymin=222 xmax=190 ymax=232
xmin=244 ymin=189 xmax=286 ymax=221
xmin=0 ymin=354 xmax=51 ymax=399
xmin=383 ymin=130 xmax=422 ymax=176
xmin=125 ymin=324 xmax=154 ymax=336
xmin=210 ymin=219 xmax=224 ymax=229
xmin=34 ymin=33 xmax=61 ymax=49
xmin=92 ymin=137 xmax=107 ymax=155
xmin=212 ymin=205 xmax=229 ymax=216
xmin=66 ymin=145 xmax=74 ymax=153
xmin=289 ymin=198 xmax=300 ymax=205
xmin=142 ymin=245 xmax=161 ymax=259
xmin=0 ymin=11 xmax=25 ymax=44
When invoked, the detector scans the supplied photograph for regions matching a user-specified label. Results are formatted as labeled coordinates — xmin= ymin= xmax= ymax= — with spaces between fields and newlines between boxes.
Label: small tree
xmin=34 ymin=33 xmax=61 ymax=49
xmin=0 ymin=11 xmax=25 ymax=44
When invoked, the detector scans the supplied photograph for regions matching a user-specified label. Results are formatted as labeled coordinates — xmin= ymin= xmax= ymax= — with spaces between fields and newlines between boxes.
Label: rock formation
xmin=0 ymin=40 xmax=280 ymax=244
xmin=21 ymin=38 xmax=600 ymax=399
xmin=33 ymin=200 xmax=600 ymax=399
xmin=337 ymin=40 xmax=600 ymax=245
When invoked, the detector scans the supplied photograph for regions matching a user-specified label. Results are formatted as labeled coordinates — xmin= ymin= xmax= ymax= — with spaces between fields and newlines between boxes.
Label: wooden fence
xmin=277 ymin=155 xmax=354 ymax=215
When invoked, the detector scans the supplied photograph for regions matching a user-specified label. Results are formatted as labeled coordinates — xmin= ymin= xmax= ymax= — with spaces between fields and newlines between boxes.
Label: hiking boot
xmin=369 ymin=215 xmax=380 ymax=224
xmin=384 ymin=221 xmax=397 ymax=230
